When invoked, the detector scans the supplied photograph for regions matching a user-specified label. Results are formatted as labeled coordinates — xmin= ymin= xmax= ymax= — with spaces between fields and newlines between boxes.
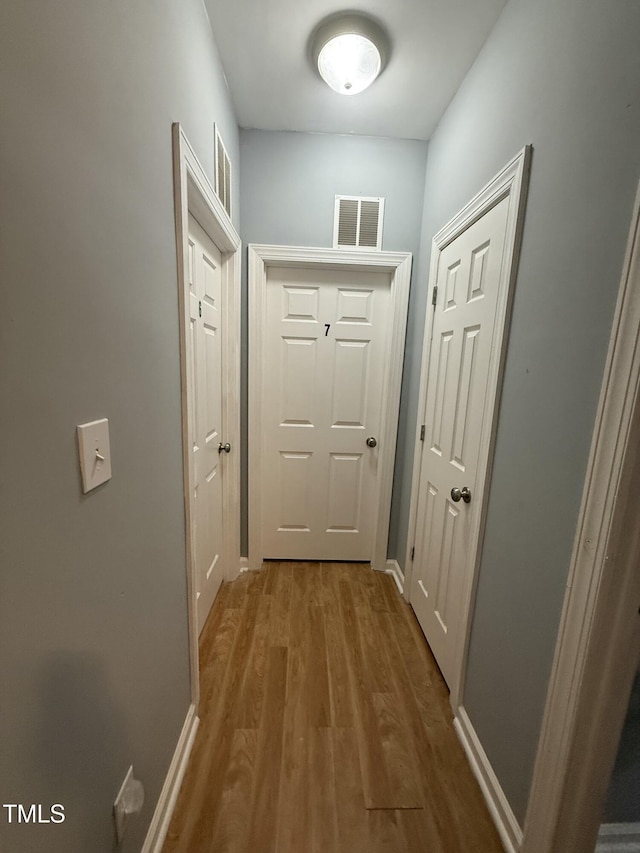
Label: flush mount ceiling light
xmin=311 ymin=13 xmax=389 ymax=96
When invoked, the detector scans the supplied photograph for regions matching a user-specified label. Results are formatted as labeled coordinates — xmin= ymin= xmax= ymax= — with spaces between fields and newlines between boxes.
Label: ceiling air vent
xmin=333 ymin=195 xmax=384 ymax=250
xmin=214 ymin=124 xmax=232 ymax=219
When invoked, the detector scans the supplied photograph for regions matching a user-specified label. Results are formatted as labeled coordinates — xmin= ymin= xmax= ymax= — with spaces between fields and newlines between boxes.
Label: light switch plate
xmin=77 ymin=418 xmax=112 ymax=493
xmin=113 ymin=765 xmax=144 ymax=845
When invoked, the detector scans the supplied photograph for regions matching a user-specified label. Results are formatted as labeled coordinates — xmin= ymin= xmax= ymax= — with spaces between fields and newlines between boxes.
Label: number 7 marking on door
xmin=324 ymin=323 xmax=331 ymax=336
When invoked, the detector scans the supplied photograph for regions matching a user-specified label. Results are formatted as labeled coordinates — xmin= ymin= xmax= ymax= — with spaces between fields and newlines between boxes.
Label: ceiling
xmin=203 ymin=0 xmax=507 ymax=141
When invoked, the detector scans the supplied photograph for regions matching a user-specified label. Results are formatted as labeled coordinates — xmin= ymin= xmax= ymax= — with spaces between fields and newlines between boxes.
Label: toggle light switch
xmin=77 ymin=418 xmax=112 ymax=493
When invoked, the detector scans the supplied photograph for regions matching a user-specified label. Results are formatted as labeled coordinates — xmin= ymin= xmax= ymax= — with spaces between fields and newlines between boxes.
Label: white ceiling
xmin=203 ymin=0 xmax=507 ymax=141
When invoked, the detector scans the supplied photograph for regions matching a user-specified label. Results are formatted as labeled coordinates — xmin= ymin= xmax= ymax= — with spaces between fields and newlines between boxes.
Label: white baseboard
xmin=454 ymin=706 xmax=522 ymax=853
xmin=240 ymin=557 xmax=268 ymax=574
xmin=240 ymin=556 xmax=267 ymax=572
xmin=385 ymin=559 xmax=404 ymax=594
xmin=141 ymin=703 xmax=199 ymax=853
xmin=597 ymin=823 xmax=640 ymax=852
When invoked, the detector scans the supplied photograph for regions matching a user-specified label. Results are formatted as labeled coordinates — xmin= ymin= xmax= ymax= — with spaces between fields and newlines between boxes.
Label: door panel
xmin=331 ymin=339 xmax=369 ymax=426
xmin=326 ymin=452 xmax=363 ymax=532
xmin=281 ymin=336 xmax=318 ymax=424
xmin=451 ymin=325 xmax=481 ymax=471
xmin=410 ymin=197 xmax=510 ymax=686
xmin=262 ymin=266 xmax=391 ymax=560
xmin=188 ymin=215 xmax=225 ymax=634
xmin=278 ymin=451 xmax=313 ymax=532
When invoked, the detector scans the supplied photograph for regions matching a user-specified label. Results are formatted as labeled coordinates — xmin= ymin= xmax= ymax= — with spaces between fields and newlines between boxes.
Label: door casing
xmin=172 ymin=124 xmax=241 ymax=707
xmin=522 ymin=177 xmax=640 ymax=853
xmin=404 ymin=146 xmax=532 ymax=712
xmin=248 ymin=244 xmax=412 ymax=572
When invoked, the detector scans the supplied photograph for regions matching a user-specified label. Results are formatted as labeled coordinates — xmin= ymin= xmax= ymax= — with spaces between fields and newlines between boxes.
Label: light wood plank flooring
xmin=162 ymin=562 xmax=504 ymax=853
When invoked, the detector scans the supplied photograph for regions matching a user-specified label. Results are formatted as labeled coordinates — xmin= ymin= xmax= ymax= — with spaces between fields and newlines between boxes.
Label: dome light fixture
xmin=311 ymin=13 xmax=389 ymax=96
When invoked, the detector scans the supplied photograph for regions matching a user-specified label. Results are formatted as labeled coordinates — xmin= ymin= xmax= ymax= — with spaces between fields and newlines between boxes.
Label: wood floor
xmin=162 ymin=562 xmax=504 ymax=853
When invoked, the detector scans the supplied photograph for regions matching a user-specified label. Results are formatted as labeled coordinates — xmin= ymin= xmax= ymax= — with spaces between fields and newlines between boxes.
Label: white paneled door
xmin=262 ymin=265 xmax=392 ymax=560
xmin=410 ymin=196 xmax=510 ymax=687
xmin=188 ymin=215 xmax=225 ymax=633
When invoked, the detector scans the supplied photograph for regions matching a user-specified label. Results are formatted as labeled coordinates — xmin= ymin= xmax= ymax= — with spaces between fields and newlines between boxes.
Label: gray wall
xmin=239 ymin=130 xmax=428 ymax=557
xmin=603 ymin=667 xmax=640 ymax=824
xmin=0 ymin=1 xmax=238 ymax=851
xmin=413 ymin=0 xmax=640 ymax=824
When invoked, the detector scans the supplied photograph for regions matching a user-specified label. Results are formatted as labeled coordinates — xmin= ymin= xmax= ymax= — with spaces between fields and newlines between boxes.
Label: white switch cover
xmin=77 ymin=418 xmax=112 ymax=493
xmin=113 ymin=765 xmax=144 ymax=845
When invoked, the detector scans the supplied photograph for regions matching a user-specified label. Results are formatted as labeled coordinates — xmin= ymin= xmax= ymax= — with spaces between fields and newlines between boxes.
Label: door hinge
xmin=410 ymin=546 xmax=415 ymax=561
xmin=420 ymin=424 xmax=425 ymax=442
xmin=432 ymin=286 xmax=438 ymax=306
xmin=198 ymin=300 xmax=202 ymax=318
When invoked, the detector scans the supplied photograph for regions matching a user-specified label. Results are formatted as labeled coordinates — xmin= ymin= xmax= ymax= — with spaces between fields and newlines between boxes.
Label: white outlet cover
xmin=77 ymin=418 xmax=112 ymax=493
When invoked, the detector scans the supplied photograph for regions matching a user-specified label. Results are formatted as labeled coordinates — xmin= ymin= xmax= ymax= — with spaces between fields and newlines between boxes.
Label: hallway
xmin=162 ymin=562 xmax=503 ymax=852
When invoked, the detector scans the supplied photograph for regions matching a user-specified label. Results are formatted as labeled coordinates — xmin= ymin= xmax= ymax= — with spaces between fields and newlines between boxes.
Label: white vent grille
xmin=214 ymin=124 xmax=232 ymax=219
xmin=333 ymin=196 xmax=384 ymax=250
xmin=337 ymin=198 xmax=358 ymax=246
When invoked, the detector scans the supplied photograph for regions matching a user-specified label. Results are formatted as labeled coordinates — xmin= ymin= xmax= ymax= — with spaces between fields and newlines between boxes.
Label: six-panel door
xmin=188 ymin=215 xmax=225 ymax=633
xmin=262 ymin=265 xmax=391 ymax=560
xmin=410 ymin=197 xmax=510 ymax=687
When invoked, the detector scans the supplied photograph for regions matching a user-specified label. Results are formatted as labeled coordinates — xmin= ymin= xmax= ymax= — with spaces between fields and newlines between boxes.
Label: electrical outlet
xmin=113 ymin=766 xmax=144 ymax=845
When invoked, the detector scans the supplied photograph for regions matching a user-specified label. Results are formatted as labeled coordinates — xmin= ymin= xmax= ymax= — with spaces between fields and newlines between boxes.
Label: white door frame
xmin=172 ymin=124 xmax=241 ymax=706
xmin=404 ymin=147 xmax=532 ymax=709
xmin=522 ymin=179 xmax=640 ymax=853
xmin=248 ymin=244 xmax=412 ymax=573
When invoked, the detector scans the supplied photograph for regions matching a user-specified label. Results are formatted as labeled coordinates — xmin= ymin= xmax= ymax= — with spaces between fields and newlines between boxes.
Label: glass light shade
xmin=317 ymin=33 xmax=382 ymax=96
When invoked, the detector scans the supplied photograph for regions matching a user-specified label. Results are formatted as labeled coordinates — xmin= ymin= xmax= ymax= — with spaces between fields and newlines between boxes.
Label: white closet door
xmin=410 ymin=196 xmax=510 ymax=686
xmin=261 ymin=265 xmax=392 ymax=560
xmin=188 ymin=215 xmax=225 ymax=632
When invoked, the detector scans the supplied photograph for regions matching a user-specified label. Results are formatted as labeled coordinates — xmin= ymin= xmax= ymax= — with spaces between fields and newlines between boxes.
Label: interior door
xmin=410 ymin=196 xmax=510 ymax=687
xmin=261 ymin=265 xmax=391 ymax=560
xmin=188 ymin=215 xmax=225 ymax=633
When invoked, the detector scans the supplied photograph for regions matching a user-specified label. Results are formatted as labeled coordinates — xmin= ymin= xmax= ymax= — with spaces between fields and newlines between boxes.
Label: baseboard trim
xmin=141 ymin=703 xmax=199 ymax=853
xmin=597 ymin=823 xmax=640 ymax=852
xmin=241 ymin=556 xmax=266 ymax=572
xmin=240 ymin=557 xmax=267 ymax=574
xmin=454 ymin=706 xmax=522 ymax=853
xmin=385 ymin=559 xmax=404 ymax=595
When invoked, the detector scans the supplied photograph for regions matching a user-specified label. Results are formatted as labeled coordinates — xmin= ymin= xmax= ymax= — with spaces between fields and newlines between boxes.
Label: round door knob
xmin=218 ymin=441 xmax=231 ymax=454
xmin=451 ymin=486 xmax=471 ymax=503
xmin=366 ymin=436 xmax=377 ymax=448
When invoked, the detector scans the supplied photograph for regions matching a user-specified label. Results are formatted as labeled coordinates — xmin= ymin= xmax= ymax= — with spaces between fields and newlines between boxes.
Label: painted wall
xmin=603 ymin=667 xmax=640 ymax=823
xmin=239 ymin=129 xmax=428 ymax=558
xmin=0 ymin=1 xmax=238 ymax=851
xmin=413 ymin=0 xmax=640 ymax=825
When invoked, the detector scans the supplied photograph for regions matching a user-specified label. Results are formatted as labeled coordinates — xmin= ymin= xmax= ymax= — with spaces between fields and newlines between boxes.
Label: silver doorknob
xmin=366 ymin=436 xmax=377 ymax=448
xmin=218 ymin=442 xmax=231 ymax=454
xmin=451 ymin=486 xmax=471 ymax=503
